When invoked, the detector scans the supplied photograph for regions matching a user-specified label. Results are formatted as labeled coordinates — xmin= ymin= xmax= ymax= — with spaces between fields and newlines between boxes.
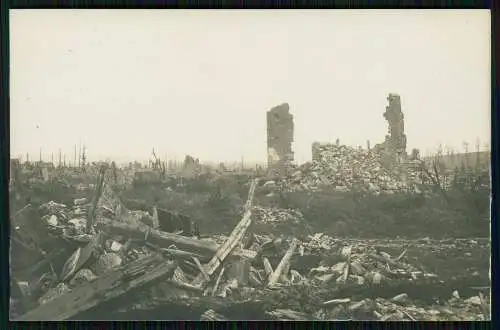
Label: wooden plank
xmin=268 ymin=239 xmax=298 ymax=287
xmin=96 ymin=218 xmax=257 ymax=260
xmin=151 ymin=206 xmax=159 ymax=229
xmin=15 ymin=254 xmax=176 ymax=321
xmin=262 ymin=257 xmax=274 ymax=276
xmin=192 ymin=257 xmax=210 ymax=282
xmin=211 ymin=267 xmax=226 ymax=296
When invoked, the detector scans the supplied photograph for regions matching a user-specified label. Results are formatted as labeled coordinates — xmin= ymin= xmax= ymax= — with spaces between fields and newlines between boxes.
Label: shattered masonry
xmin=374 ymin=93 xmax=408 ymax=164
xmin=383 ymin=93 xmax=407 ymax=160
xmin=267 ymin=103 xmax=294 ymax=176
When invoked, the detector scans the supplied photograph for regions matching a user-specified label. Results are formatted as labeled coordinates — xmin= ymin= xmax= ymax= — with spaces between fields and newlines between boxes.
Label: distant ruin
xmin=312 ymin=142 xmax=321 ymax=162
xmin=374 ymin=93 xmax=408 ymax=164
xmin=267 ymin=103 xmax=294 ymax=177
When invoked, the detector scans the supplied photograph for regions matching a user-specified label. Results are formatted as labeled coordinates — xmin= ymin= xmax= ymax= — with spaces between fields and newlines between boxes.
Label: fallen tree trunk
xmin=95 ymin=218 xmax=257 ymax=260
xmin=15 ymin=254 xmax=177 ymax=321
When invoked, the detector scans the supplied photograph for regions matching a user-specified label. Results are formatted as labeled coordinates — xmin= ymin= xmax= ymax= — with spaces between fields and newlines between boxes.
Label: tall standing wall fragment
xmin=267 ymin=103 xmax=294 ymax=177
xmin=374 ymin=93 xmax=408 ymax=167
xmin=383 ymin=93 xmax=407 ymax=159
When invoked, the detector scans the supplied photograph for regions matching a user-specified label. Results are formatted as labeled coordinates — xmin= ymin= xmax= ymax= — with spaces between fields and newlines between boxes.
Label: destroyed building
xmin=312 ymin=142 xmax=321 ymax=162
xmin=374 ymin=93 xmax=408 ymax=165
xmin=267 ymin=103 xmax=294 ymax=177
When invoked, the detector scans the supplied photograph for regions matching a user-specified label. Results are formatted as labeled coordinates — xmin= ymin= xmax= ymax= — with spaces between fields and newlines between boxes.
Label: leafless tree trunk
xmin=419 ymin=157 xmax=449 ymax=203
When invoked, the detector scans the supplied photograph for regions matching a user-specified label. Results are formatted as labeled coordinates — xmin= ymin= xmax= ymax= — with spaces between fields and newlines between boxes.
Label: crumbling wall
xmin=384 ymin=93 xmax=407 ymax=156
xmin=374 ymin=93 xmax=408 ymax=165
xmin=267 ymin=103 xmax=294 ymax=177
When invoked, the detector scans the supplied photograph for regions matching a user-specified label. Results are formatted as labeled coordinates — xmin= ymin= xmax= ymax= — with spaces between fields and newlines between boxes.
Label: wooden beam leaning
xmin=268 ymin=238 xmax=298 ymax=288
xmin=191 ymin=179 xmax=258 ymax=286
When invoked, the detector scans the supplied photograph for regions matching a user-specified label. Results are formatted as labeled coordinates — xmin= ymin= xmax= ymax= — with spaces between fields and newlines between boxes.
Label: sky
xmin=10 ymin=9 xmax=491 ymax=165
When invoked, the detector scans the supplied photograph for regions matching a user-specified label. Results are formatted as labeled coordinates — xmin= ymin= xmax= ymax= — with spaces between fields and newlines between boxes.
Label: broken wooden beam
xmin=211 ymin=267 xmax=226 ymax=296
xmin=95 ymin=218 xmax=257 ymax=260
xmin=191 ymin=179 xmax=258 ymax=286
xmin=15 ymin=254 xmax=176 ymax=321
xmin=144 ymin=242 xmax=207 ymax=261
xmin=268 ymin=238 xmax=298 ymax=287
xmin=151 ymin=206 xmax=159 ymax=229
xmin=192 ymin=257 xmax=210 ymax=282
xmin=262 ymin=257 xmax=274 ymax=277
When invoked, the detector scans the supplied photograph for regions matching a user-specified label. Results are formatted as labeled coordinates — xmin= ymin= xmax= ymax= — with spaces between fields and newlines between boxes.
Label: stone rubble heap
xmin=252 ymin=206 xmax=304 ymax=224
xmin=287 ymin=144 xmax=419 ymax=193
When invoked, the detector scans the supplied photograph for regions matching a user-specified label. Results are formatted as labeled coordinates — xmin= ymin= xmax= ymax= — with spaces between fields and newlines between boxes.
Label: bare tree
xmin=418 ymin=152 xmax=449 ymax=203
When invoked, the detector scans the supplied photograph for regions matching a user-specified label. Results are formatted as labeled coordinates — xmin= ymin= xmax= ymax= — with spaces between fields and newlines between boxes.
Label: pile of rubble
xmin=10 ymin=176 xmax=489 ymax=321
xmin=252 ymin=206 xmax=304 ymax=224
xmin=286 ymin=144 xmax=419 ymax=194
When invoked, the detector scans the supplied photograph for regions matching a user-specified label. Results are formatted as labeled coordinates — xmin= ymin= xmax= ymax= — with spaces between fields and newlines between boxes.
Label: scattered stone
xmin=68 ymin=218 xmax=87 ymax=231
xmin=253 ymin=206 xmax=303 ymax=224
xmin=391 ymin=293 xmax=409 ymax=304
xmin=37 ymin=283 xmax=70 ymax=305
xmin=92 ymin=253 xmax=123 ymax=275
xmin=43 ymin=215 xmax=58 ymax=227
xmin=465 ymin=296 xmax=481 ymax=306
xmin=69 ymin=269 xmax=98 ymax=287
xmin=106 ymin=240 xmax=123 ymax=252
xmin=73 ymin=198 xmax=88 ymax=206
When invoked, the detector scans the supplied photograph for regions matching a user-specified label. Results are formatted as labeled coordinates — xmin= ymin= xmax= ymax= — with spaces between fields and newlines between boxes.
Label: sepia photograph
xmin=9 ymin=9 xmax=491 ymax=321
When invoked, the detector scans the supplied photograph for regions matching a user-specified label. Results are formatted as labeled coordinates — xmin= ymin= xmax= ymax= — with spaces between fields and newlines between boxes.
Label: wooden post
xmin=268 ymin=239 xmax=298 ymax=287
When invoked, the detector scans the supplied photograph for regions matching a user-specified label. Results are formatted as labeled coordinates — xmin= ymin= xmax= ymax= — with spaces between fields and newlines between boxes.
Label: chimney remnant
xmin=267 ymin=103 xmax=294 ymax=177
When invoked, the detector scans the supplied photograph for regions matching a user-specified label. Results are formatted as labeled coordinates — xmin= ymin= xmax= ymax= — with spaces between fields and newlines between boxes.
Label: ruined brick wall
xmin=267 ymin=103 xmax=294 ymax=176
xmin=374 ymin=93 xmax=408 ymax=167
xmin=383 ymin=93 xmax=407 ymax=160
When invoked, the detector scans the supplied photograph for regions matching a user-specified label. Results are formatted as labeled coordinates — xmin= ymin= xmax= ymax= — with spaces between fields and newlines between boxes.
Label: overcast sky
xmin=10 ymin=9 xmax=490 ymax=164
